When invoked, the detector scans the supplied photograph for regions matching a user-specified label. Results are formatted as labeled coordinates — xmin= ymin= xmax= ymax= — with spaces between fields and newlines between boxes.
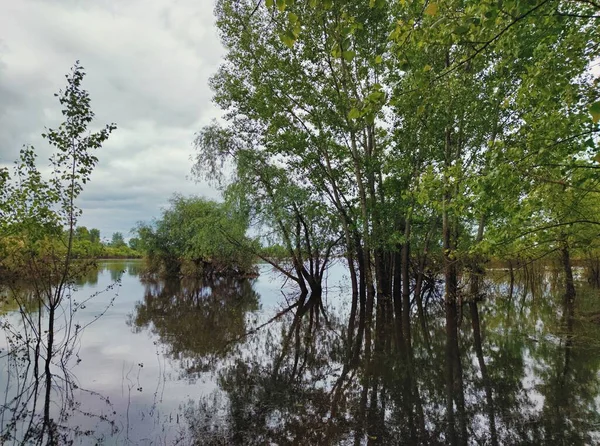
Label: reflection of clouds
xmin=100 ymin=344 xmax=133 ymax=356
xmin=57 ymin=262 xmax=223 ymax=443
xmin=5 ymin=259 xmax=600 ymax=444
xmin=130 ymin=274 xmax=261 ymax=378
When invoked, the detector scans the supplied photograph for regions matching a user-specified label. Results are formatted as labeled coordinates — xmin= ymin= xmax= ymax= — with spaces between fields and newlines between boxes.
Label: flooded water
xmin=1 ymin=260 xmax=600 ymax=445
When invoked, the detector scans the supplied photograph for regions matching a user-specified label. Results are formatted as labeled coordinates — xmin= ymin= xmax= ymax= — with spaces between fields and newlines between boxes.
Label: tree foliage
xmin=193 ymin=1 xmax=600 ymax=442
xmin=135 ymin=195 xmax=257 ymax=278
xmin=0 ymin=62 xmax=117 ymax=443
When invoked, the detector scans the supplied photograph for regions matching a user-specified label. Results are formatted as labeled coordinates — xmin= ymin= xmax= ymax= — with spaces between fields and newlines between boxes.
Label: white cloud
xmin=0 ymin=0 xmax=225 ymax=237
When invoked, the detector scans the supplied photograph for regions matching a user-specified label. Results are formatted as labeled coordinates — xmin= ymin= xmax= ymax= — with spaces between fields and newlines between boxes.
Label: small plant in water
xmin=0 ymin=62 xmax=117 ymax=445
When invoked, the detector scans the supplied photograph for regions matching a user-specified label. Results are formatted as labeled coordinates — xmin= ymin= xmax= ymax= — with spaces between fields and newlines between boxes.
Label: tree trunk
xmin=401 ymin=218 xmax=412 ymax=352
xmin=470 ymin=301 xmax=498 ymax=446
xmin=393 ymin=250 xmax=405 ymax=354
xmin=561 ymin=241 xmax=576 ymax=305
xmin=508 ymin=259 xmax=515 ymax=300
xmin=43 ymin=304 xmax=56 ymax=445
xmin=443 ymin=205 xmax=458 ymax=446
xmin=346 ymin=252 xmax=359 ymax=359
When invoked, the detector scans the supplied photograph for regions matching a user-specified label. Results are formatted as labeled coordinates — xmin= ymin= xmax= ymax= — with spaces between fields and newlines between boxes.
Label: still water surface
xmin=1 ymin=260 xmax=600 ymax=445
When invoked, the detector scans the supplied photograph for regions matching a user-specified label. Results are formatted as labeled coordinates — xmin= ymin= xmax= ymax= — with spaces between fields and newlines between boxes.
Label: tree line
xmin=72 ymin=226 xmax=142 ymax=258
xmin=190 ymin=1 xmax=600 ymax=443
xmin=0 ymin=225 xmax=141 ymax=274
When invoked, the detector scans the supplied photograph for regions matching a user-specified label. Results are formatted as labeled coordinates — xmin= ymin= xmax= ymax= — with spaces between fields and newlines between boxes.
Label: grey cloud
xmin=0 ymin=0 xmax=225 ymax=236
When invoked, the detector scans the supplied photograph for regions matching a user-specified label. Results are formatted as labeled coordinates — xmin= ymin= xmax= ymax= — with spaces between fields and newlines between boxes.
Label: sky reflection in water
xmin=1 ymin=260 xmax=600 ymax=445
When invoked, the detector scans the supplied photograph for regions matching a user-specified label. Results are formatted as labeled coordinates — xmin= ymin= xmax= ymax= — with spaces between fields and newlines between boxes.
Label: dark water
xmin=1 ymin=260 xmax=600 ymax=445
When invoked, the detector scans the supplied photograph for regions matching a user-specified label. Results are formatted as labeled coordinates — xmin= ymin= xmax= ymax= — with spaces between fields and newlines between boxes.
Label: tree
xmin=195 ymin=0 xmax=599 ymax=443
xmin=75 ymin=226 xmax=90 ymax=241
xmin=128 ymin=237 xmax=142 ymax=251
xmin=89 ymin=227 xmax=101 ymax=244
xmin=110 ymin=231 xmax=126 ymax=248
xmin=0 ymin=62 xmax=116 ymax=444
xmin=135 ymin=195 xmax=257 ymax=277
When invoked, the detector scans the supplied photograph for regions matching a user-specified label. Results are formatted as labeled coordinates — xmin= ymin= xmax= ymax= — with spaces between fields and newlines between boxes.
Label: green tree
xmin=136 ymin=195 xmax=257 ymax=277
xmin=195 ymin=1 xmax=600 ymax=443
xmin=128 ymin=236 xmax=142 ymax=251
xmin=0 ymin=62 xmax=115 ymax=443
xmin=110 ymin=231 xmax=126 ymax=248
xmin=75 ymin=226 xmax=90 ymax=241
xmin=89 ymin=227 xmax=101 ymax=243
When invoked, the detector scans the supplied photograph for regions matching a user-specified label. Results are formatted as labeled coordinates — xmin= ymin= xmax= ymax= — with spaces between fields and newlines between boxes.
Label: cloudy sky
xmin=0 ymin=0 xmax=225 ymax=241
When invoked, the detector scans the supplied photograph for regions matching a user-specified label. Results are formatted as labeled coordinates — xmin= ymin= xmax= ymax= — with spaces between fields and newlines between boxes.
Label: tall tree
xmin=0 ymin=62 xmax=115 ymax=444
xmin=196 ymin=0 xmax=599 ymax=441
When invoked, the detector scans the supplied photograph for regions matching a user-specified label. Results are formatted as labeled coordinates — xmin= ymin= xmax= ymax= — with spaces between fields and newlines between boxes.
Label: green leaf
xmin=424 ymin=2 xmax=438 ymax=16
xmin=276 ymin=0 xmax=286 ymax=12
xmin=368 ymin=90 xmax=385 ymax=103
xmin=375 ymin=55 xmax=383 ymax=64
xmin=280 ymin=31 xmax=296 ymax=48
xmin=341 ymin=37 xmax=352 ymax=51
xmin=453 ymin=25 xmax=469 ymax=35
xmin=265 ymin=0 xmax=273 ymax=7
xmin=484 ymin=9 xmax=497 ymax=20
xmin=342 ymin=50 xmax=355 ymax=62
xmin=330 ymin=43 xmax=341 ymax=58
xmin=590 ymin=101 xmax=600 ymax=123
xmin=348 ymin=108 xmax=361 ymax=120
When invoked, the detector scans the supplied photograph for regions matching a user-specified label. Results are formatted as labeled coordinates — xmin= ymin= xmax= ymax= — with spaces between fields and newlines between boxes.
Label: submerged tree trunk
xmin=43 ymin=304 xmax=56 ymax=445
xmin=561 ymin=241 xmax=576 ymax=305
xmin=353 ymin=243 xmax=368 ymax=365
xmin=508 ymin=259 xmax=515 ymax=300
xmin=346 ymin=252 xmax=359 ymax=359
xmin=443 ymin=205 xmax=458 ymax=446
xmin=393 ymin=249 xmax=405 ymax=354
xmin=470 ymin=301 xmax=498 ymax=446
xmin=442 ymin=119 xmax=468 ymax=446
xmin=401 ymin=217 xmax=412 ymax=353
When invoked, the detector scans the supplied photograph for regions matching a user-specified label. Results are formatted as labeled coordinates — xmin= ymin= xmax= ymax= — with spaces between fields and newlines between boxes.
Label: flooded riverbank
xmin=1 ymin=260 xmax=599 ymax=445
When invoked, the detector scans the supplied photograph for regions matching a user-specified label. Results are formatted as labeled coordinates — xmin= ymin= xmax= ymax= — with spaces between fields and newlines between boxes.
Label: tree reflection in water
xmin=131 ymin=276 xmax=260 ymax=376
xmin=0 ymin=277 xmax=121 ymax=444
xmin=3 ymin=263 xmax=600 ymax=444
xmin=172 ymin=269 xmax=600 ymax=446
